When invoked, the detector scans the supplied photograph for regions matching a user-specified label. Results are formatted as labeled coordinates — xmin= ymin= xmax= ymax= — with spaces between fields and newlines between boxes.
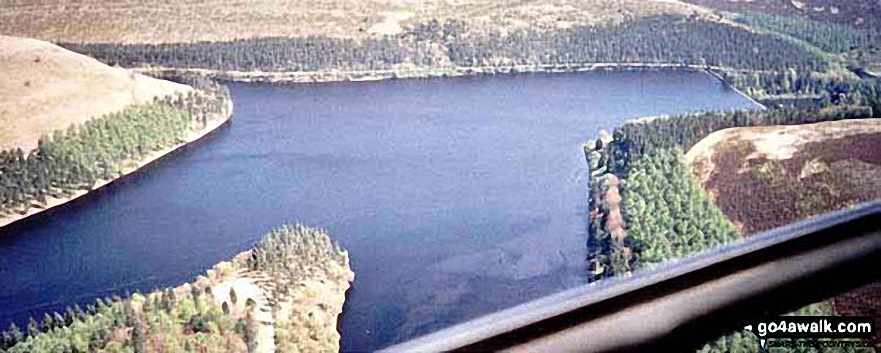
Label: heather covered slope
xmin=684 ymin=119 xmax=881 ymax=235
xmin=0 ymin=35 xmax=190 ymax=152
xmin=683 ymin=119 xmax=881 ymax=348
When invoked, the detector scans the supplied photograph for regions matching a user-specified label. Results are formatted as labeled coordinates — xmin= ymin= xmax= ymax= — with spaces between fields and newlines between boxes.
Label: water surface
xmin=0 ymin=71 xmax=757 ymax=351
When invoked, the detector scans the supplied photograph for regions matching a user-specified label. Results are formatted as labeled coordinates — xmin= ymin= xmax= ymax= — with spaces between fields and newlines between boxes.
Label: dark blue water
xmin=0 ymin=71 xmax=757 ymax=351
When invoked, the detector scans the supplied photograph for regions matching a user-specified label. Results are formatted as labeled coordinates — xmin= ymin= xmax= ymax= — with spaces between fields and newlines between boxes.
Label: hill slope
xmin=683 ymin=0 xmax=881 ymax=29
xmin=684 ymin=119 xmax=881 ymax=345
xmin=0 ymin=35 xmax=190 ymax=151
xmin=685 ymin=119 xmax=881 ymax=235
xmin=0 ymin=0 xmax=706 ymax=44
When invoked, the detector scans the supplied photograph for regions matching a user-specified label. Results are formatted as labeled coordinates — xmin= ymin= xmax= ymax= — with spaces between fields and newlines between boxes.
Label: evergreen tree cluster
xmin=0 ymin=223 xmax=345 ymax=352
xmin=0 ymin=83 xmax=230 ymax=216
xmin=724 ymin=69 xmax=842 ymax=98
xmin=722 ymin=70 xmax=881 ymax=111
xmin=734 ymin=12 xmax=881 ymax=54
xmin=622 ymin=148 xmax=740 ymax=266
xmin=247 ymin=224 xmax=348 ymax=304
xmin=447 ymin=15 xmax=827 ymax=72
xmin=0 ymin=287 xmax=245 ymax=353
xmin=60 ymin=14 xmax=828 ymax=74
xmin=63 ymin=37 xmax=407 ymax=72
xmin=585 ymin=136 xmax=739 ymax=279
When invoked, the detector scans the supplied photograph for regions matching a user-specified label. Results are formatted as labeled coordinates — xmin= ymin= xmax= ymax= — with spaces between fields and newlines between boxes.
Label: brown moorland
xmin=685 ymin=118 xmax=881 ymax=235
xmin=0 ymin=0 xmax=708 ymax=44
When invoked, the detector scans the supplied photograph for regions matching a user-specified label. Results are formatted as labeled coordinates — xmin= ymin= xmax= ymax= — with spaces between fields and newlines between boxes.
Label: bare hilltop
xmin=0 ymin=35 xmax=189 ymax=151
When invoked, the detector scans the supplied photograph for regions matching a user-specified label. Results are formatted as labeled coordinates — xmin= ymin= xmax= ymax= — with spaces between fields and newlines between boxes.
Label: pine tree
xmin=4 ymin=323 xmax=22 ymax=348
xmin=131 ymin=318 xmax=145 ymax=353
xmin=25 ymin=318 xmax=38 ymax=338
xmin=243 ymin=313 xmax=259 ymax=353
xmin=40 ymin=313 xmax=53 ymax=333
xmin=53 ymin=313 xmax=65 ymax=329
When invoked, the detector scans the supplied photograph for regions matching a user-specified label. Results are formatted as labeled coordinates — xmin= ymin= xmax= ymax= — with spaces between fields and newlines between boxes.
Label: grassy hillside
xmin=0 ymin=35 xmax=233 ymax=230
xmin=0 ymin=35 xmax=189 ymax=152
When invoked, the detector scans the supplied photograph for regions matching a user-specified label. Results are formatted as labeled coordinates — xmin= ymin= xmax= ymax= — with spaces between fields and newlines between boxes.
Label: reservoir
xmin=0 ymin=71 xmax=758 ymax=351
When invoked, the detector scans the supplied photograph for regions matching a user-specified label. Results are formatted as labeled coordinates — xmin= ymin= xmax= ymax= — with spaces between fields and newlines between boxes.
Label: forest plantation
xmin=1 ymin=3 xmax=880 ymax=353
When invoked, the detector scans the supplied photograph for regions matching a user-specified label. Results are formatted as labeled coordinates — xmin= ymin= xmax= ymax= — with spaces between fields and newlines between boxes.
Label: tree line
xmin=734 ymin=12 xmax=881 ymax=54
xmin=720 ymin=69 xmax=881 ymax=110
xmin=0 ymin=82 xmax=230 ymax=216
xmin=584 ymin=102 xmax=874 ymax=281
xmin=446 ymin=14 xmax=827 ymax=72
xmin=61 ymin=14 xmax=829 ymax=75
xmin=63 ymin=37 xmax=407 ymax=73
xmin=0 ymin=282 xmax=249 ymax=352
xmin=617 ymin=105 xmax=874 ymax=160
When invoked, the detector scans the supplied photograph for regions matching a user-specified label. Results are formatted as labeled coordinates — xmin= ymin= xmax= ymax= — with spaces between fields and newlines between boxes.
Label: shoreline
xmin=135 ymin=62 xmax=768 ymax=84
xmin=0 ymin=62 xmax=761 ymax=231
xmin=139 ymin=61 xmax=767 ymax=110
xmin=0 ymin=100 xmax=234 ymax=230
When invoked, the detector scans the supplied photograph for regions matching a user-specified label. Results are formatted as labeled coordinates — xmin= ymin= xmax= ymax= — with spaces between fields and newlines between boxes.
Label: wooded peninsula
xmin=1 ymin=0 xmax=880 ymax=352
